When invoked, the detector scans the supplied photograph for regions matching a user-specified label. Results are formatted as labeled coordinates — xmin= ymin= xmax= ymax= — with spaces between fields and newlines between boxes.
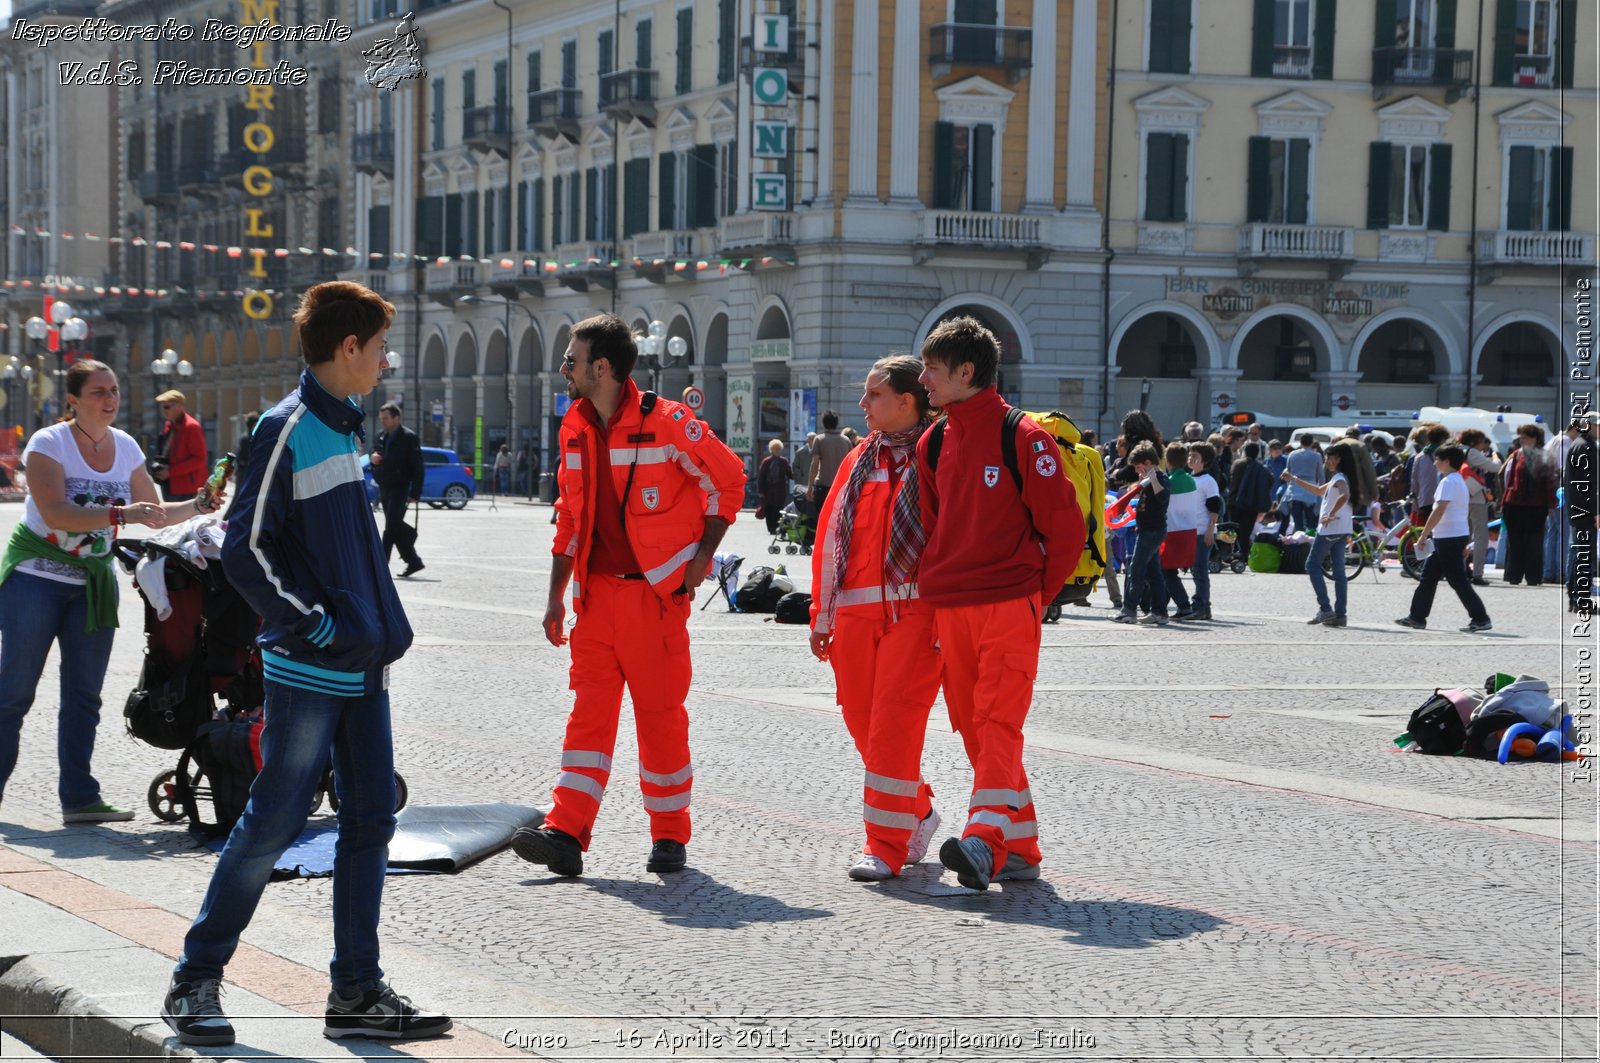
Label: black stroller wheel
xmin=768 ymin=544 xmax=780 ymax=553
xmin=1208 ymin=556 xmax=1222 ymax=574
xmin=1231 ymin=559 xmax=1247 ymax=574
xmin=148 ymin=770 xmax=186 ymax=822
xmin=785 ymin=544 xmax=798 ymax=554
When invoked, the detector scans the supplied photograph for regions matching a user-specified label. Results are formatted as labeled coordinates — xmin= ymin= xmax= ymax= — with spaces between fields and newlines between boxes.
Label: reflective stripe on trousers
xmin=545 ymin=574 xmax=695 ymax=849
xmin=828 ymin=604 xmax=940 ymax=870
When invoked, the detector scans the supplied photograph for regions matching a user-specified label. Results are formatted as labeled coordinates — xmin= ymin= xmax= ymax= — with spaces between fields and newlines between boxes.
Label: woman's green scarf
xmin=0 ymin=523 xmax=119 ymax=631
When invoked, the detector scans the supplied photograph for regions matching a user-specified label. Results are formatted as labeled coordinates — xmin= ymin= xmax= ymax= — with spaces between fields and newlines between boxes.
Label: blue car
xmin=362 ymin=446 xmax=477 ymax=510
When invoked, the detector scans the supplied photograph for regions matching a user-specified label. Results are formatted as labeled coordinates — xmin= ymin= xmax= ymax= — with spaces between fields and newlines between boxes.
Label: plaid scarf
xmin=827 ymin=424 xmax=928 ymax=626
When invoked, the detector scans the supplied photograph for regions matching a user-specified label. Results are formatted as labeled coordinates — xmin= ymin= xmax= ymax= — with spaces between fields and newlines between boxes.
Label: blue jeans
xmin=1191 ymin=537 xmax=1212 ymax=611
xmin=1544 ymin=509 xmax=1567 ymax=581
xmin=0 ymin=571 xmax=118 ymax=810
xmin=1121 ymin=527 xmax=1168 ymax=617
xmin=1306 ymin=534 xmax=1347 ymax=618
xmin=176 ymin=681 xmax=396 ymax=993
xmin=1288 ymin=500 xmax=1319 ymax=536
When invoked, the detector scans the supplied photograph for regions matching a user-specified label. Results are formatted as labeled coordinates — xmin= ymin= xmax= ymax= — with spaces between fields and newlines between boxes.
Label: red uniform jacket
xmin=553 ymin=380 xmax=745 ymax=610
xmin=160 ymin=411 xmax=209 ymax=495
xmin=809 ymin=441 xmax=924 ymax=633
xmin=914 ymin=389 xmax=1084 ymax=607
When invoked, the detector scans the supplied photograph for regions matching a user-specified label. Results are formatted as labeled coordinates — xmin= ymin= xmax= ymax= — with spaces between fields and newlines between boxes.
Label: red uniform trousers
xmin=934 ymin=594 xmax=1044 ymax=875
xmin=828 ymin=603 xmax=940 ymax=871
xmin=545 ymin=574 xmax=695 ymax=849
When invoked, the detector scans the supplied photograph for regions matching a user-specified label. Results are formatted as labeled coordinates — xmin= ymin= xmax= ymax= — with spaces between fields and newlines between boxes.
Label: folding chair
xmin=702 ymin=552 xmax=744 ymax=611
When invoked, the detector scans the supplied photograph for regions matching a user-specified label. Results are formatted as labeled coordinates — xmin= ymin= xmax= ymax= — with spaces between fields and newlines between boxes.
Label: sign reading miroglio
xmin=749 ymin=11 xmax=790 ymax=212
xmin=240 ymin=0 xmax=280 ymax=321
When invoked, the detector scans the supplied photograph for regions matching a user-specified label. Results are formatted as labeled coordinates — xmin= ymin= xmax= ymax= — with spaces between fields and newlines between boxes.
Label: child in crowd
xmin=1281 ymin=441 xmax=1365 ymax=628
xmin=1112 ymin=442 xmax=1168 ymax=625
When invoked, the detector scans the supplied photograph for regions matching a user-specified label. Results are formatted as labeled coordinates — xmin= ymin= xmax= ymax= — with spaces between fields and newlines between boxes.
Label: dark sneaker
xmin=1462 ymin=619 xmax=1493 ymax=634
xmin=62 ymin=800 xmax=135 ymax=824
xmin=646 ymin=839 xmax=687 ymax=873
xmin=938 ymin=835 xmax=995 ymax=892
xmin=163 ymin=977 xmax=235 ymax=1047
xmin=1109 ymin=612 xmax=1137 ymax=624
xmin=1394 ymin=616 xmax=1427 ymax=630
xmin=324 ymin=982 xmax=452 ymax=1040
xmin=1191 ymin=607 xmax=1212 ymax=621
xmin=399 ymin=561 xmax=426 ymax=578
xmin=510 ymin=825 xmax=583 ymax=877
xmin=1307 ymin=610 xmax=1335 ymax=625
xmin=1136 ymin=612 xmax=1168 ymax=626
xmin=1323 ymin=616 xmax=1347 ymax=628
xmin=994 ymin=852 xmax=1041 ymax=881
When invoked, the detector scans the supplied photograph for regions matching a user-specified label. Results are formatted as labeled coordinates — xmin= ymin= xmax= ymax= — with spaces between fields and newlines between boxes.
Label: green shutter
xmin=677 ymin=8 xmax=694 ymax=94
xmin=1558 ymin=0 xmax=1578 ymax=87
xmin=1506 ymin=146 xmax=1535 ymax=230
xmin=498 ymin=186 xmax=512 ymax=251
xmin=1145 ymin=133 xmax=1173 ymax=221
xmin=415 ymin=197 xmax=442 ymax=260
xmin=585 ymin=168 xmax=598 ymax=240
xmin=1250 ymin=0 xmax=1275 ymax=77
xmin=1171 ymin=133 xmax=1188 ymax=221
xmin=368 ymin=205 xmax=390 ymax=257
xmin=1552 ymin=146 xmax=1573 ymax=230
xmin=532 ymin=179 xmax=544 ymax=250
xmin=1427 ymin=143 xmax=1451 ymax=232
xmin=971 ymin=124 xmax=994 ymax=212
xmin=444 ymin=192 xmax=462 ymax=257
xmin=1171 ymin=0 xmax=1192 ymax=74
xmin=552 ymin=175 xmax=564 ymax=243
xmin=1247 ymin=136 xmax=1273 ymax=222
xmin=1287 ymin=139 xmax=1310 ymax=223
xmin=624 ymin=158 xmax=648 ymax=237
xmin=658 ymin=152 xmax=676 ymax=229
xmin=1492 ymin=0 xmax=1516 ymax=86
xmin=932 ymin=121 xmax=955 ymax=209
xmin=1435 ymin=0 xmax=1457 ymax=49
xmin=466 ymin=191 xmax=480 ymax=257
xmin=1366 ymin=142 xmax=1391 ymax=229
xmin=717 ymin=0 xmax=736 ymax=83
xmin=1311 ymin=0 xmax=1337 ymax=79
xmin=637 ymin=19 xmax=652 ymax=68
xmin=1149 ymin=0 xmax=1172 ymax=72
xmin=1374 ymin=0 xmax=1397 ymax=48
xmin=691 ymin=144 xmax=718 ymax=227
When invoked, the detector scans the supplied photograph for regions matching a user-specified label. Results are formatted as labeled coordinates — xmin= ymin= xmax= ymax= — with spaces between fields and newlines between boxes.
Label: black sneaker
xmin=510 ymin=825 xmax=583 ymax=876
xmin=324 ymin=981 xmax=452 ymax=1040
xmin=1323 ymin=616 xmax=1347 ymax=628
xmin=938 ymin=835 xmax=995 ymax=892
xmin=1394 ymin=616 xmax=1427 ymax=630
xmin=1462 ymin=619 xmax=1493 ymax=634
xmin=399 ymin=561 xmax=426 ymax=578
xmin=646 ymin=839 xmax=687 ymax=873
xmin=162 ymin=977 xmax=235 ymax=1047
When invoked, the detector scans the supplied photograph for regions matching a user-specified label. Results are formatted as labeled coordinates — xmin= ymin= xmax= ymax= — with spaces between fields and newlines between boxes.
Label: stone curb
xmin=0 ymin=955 xmax=194 ymax=1059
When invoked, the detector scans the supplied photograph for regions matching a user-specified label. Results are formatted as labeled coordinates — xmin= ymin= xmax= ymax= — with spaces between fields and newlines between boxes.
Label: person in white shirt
xmin=1181 ymin=443 xmax=1222 ymax=621
xmin=1395 ymin=444 xmax=1492 ymax=634
xmin=1280 ymin=442 xmax=1364 ymax=627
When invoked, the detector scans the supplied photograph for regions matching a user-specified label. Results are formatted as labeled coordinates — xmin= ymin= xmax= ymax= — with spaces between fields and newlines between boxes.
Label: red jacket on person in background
xmin=160 ymin=411 xmax=209 ymax=496
xmin=914 ymin=388 xmax=1084 ymax=607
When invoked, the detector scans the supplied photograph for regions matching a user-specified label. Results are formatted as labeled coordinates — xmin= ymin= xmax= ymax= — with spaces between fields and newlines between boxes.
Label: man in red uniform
xmin=915 ymin=317 xmax=1084 ymax=891
xmin=513 ymin=314 xmax=745 ymax=876
xmin=153 ymin=389 xmax=209 ymax=501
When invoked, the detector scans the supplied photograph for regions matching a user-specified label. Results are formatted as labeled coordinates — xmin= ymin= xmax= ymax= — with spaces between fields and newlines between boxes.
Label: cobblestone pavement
xmin=0 ymin=501 xmax=1594 ymax=1062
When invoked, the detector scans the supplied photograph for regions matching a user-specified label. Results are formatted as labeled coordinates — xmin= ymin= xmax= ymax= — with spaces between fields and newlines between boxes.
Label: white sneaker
xmin=904 ymin=807 xmax=941 ymax=865
xmin=847 ymin=853 xmax=893 ymax=881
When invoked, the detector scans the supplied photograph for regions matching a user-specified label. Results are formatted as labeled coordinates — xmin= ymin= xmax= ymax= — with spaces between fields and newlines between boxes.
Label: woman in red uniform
xmin=809 ymin=355 xmax=941 ymax=881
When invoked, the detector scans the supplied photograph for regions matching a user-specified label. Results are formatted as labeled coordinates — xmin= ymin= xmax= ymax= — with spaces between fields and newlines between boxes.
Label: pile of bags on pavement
xmin=1397 ymin=673 xmax=1580 ymax=763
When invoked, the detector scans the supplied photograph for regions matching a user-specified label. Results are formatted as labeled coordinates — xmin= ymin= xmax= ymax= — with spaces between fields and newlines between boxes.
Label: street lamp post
xmin=456 ymin=293 xmax=533 ymax=495
xmin=2 ymin=356 xmax=33 ymax=439
xmin=638 ymin=319 xmax=687 ymax=395
xmin=23 ymin=316 xmax=49 ymax=425
xmin=151 ymin=347 xmax=194 ymax=436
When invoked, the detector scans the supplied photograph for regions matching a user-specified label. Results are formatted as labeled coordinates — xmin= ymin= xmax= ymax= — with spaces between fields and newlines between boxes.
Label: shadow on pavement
xmin=575 ymin=869 xmax=834 ymax=929
xmin=182 ymin=1038 xmax=418 ymax=1059
xmin=891 ymin=875 xmax=1226 ymax=949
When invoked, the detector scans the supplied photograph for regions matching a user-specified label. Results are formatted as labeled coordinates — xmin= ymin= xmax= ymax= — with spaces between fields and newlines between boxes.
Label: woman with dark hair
xmin=1500 ymin=423 xmax=1558 ymax=585
xmin=0 ymin=360 xmax=216 ymax=822
xmin=1119 ymin=409 xmax=1163 ymax=455
xmin=810 ymin=355 xmax=941 ymax=881
xmin=1281 ymin=441 xmax=1367 ymax=627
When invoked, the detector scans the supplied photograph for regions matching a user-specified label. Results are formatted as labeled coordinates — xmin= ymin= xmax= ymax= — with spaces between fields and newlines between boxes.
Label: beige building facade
xmin=1105 ymin=0 xmax=1597 ymax=435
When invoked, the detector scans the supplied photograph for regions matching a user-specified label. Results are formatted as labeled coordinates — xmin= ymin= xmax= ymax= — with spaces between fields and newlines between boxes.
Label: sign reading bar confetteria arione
xmin=1166 ymin=276 xmax=1408 ymax=326
xmin=750 ymin=339 xmax=791 ymax=362
xmin=240 ymin=0 xmax=279 ymax=321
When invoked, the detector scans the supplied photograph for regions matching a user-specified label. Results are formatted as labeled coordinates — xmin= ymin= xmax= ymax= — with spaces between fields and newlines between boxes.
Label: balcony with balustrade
xmin=928 ymin=23 xmax=1032 ymax=82
xmin=485 ymin=253 xmax=547 ymax=298
xmin=463 ymin=106 xmax=511 ymax=156
xmin=1371 ymin=48 xmax=1474 ymax=100
xmin=630 ymin=230 xmax=700 ymax=283
xmin=914 ymin=210 xmax=1047 ymax=268
xmin=600 ymin=70 xmax=657 ymax=125
xmin=717 ymin=213 xmax=794 ymax=259
xmin=1479 ymin=230 xmax=1595 ymax=274
xmin=424 ymin=260 xmax=482 ymax=306
xmin=528 ymin=88 xmax=581 ymax=141
xmin=353 ymin=130 xmax=395 ymax=176
xmin=551 ymin=242 xmax=617 ymax=292
xmin=1237 ymin=223 xmax=1355 ymax=276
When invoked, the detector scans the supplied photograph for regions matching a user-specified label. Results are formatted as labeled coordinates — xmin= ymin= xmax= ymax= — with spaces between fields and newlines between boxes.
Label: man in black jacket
xmin=371 ymin=402 xmax=425 ymax=576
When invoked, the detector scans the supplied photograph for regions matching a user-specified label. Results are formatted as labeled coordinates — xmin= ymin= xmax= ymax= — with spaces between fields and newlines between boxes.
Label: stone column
xmin=887 ymin=0 xmax=922 ymax=204
xmin=1024 ymin=0 xmax=1058 ymax=211
xmin=1065 ymin=0 xmax=1098 ymax=207
xmin=845 ymin=0 xmax=880 ymax=202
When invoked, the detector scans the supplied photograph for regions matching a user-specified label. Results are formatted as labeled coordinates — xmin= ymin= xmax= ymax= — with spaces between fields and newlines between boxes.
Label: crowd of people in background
xmin=1088 ymin=409 xmax=1596 ymax=627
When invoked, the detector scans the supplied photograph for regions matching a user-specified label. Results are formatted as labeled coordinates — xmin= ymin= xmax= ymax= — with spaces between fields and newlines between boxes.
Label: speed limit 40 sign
xmin=682 ymin=386 xmax=705 ymax=412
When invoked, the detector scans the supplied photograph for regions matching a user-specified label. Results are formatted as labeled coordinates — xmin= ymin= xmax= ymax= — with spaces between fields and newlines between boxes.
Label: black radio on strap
xmin=619 ymin=391 xmax=661 ymax=530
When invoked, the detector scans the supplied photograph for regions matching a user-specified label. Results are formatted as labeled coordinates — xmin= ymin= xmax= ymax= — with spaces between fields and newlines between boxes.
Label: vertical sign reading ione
xmin=749 ymin=11 xmax=790 ymax=211
xmin=240 ymin=0 xmax=278 ymax=320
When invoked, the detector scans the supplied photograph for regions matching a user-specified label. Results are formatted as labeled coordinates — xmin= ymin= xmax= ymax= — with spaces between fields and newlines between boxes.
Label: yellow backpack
xmin=1022 ymin=410 xmax=1107 ymax=605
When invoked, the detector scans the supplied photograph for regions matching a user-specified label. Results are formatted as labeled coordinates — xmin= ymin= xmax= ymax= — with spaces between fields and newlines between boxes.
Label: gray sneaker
xmin=904 ymin=807 xmax=941 ymax=865
xmin=938 ymin=835 xmax=995 ymax=892
xmin=162 ymin=977 xmax=235 ymax=1047
xmin=324 ymin=981 xmax=452 ymax=1040
xmin=1137 ymin=612 xmax=1169 ymax=626
xmin=1307 ymin=610 xmax=1335 ymax=625
xmin=994 ymin=853 xmax=1041 ymax=881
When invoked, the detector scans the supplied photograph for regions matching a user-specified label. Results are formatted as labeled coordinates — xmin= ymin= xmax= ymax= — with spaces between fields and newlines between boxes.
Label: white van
xmin=1410 ymin=406 xmax=1546 ymax=452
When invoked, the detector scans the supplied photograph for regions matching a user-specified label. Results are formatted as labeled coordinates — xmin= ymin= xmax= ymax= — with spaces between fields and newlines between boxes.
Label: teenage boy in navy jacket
xmin=915 ymin=316 xmax=1084 ymax=891
xmin=163 ymin=282 xmax=450 ymax=1048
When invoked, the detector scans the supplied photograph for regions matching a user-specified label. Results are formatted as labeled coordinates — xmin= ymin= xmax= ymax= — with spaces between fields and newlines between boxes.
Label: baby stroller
xmin=1207 ymin=522 xmax=1248 ymax=574
xmin=118 ymin=527 xmax=406 ymax=834
xmin=768 ymin=500 xmax=813 ymax=555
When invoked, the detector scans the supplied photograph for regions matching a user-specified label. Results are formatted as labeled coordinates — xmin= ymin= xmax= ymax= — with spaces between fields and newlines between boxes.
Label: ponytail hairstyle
xmin=869 ymin=353 xmax=934 ymax=424
xmin=58 ymin=358 xmax=113 ymax=423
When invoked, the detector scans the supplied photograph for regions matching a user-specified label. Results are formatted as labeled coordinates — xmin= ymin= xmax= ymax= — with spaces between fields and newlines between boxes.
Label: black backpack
xmin=176 ymin=716 xmax=264 ymax=836
xmin=773 ymin=591 xmax=813 ymax=624
xmin=124 ymin=654 xmax=213 ymax=750
xmin=734 ymin=566 xmax=792 ymax=613
xmin=925 ymin=407 xmax=1026 ymax=489
xmin=1397 ymin=687 xmax=1483 ymax=755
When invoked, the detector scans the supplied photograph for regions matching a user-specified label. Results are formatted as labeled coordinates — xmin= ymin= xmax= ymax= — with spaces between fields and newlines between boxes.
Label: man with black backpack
xmin=914 ymin=317 xmax=1083 ymax=891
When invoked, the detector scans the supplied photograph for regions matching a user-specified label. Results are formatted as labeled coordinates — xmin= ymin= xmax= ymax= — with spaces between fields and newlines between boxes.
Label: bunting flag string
xmin=2 ymin=222 xmax=798 ymax=306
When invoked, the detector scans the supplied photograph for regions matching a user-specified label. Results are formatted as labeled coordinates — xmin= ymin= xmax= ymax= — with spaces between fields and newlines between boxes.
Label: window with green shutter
xmin=688 ymin=144 xmax=718 ymax=228
xmin=1497 ymin=0 xmax=1559 ymax=87
xmin=444 ymin=192 xmax=462 ymax=257
xmin=717 ymin=0 xmax=736 ymax=84
xmin=932 ymin=121 xmax=955 ymax=209
xmin=431 ymin=79 xmax=445 ymax=150
xmin=598 ymin=29 xmax=614 ymax=81
xmin=527 ymin=52 xmax=541 ymax=95
xmin=368 ymin=205 xmax=390 ymax=258
xmin=1149 ymin=0 xmax=1192 ymax=74
xmin=1506 ymin=144 xmax=1573 ymax=231
xmin=416 ymin=196 xmax=443 ymax=259
xmin=659 ymin=151 xmax=677 ymax=230
xmin=1143 ymin=132 xmax=1188 ymax=222
xmin=1249 ymin=137 xmax=1311 ymax=224
xmin=624 ymin=158 xmax=650 ymax=238
xmin=464 ymin=190 xmax=479 ymax=257
xmin=676 ymin=8 xmax=694 ymax=95
xmin=930 ymin=122 xmax=998 ymax=212
xmin=637 ymin=19 xmax=653 ymax=69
